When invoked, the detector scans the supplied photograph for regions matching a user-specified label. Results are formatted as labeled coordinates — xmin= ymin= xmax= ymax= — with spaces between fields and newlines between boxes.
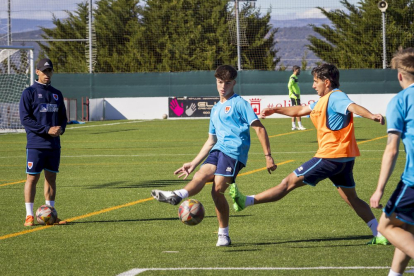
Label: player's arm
xmin=370 ymin=131 xmax=401 ymax=208
xmin=347 ymin=103 xmax=384 ymax=125
xmin=19 ymin=89 xmax=50 ymax=134
xmin=174 ymin=134 xmax=217 ymax=179
xmin=251 ymin=120 xmax=277 ymax=174
xmin=261 ymin=105 xmax=311 ymax=118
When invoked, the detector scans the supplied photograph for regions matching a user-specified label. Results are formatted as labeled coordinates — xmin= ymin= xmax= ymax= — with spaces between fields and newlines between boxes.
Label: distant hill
xmin=1 ymin=18 xmax=328 ymax=71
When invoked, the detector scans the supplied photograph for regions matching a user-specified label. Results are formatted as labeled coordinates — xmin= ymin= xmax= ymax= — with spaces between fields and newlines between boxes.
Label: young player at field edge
xmin=151 ymin=65 xmax=277 ymax=246
xmin=288 ymin=65 xmax=306 ymax=130
xmin=230 ymin=63 xmax=390 ymax=245
xmin=370 ymin=48 xmax=414 ymax=276
xmin=19 ymin=58 xmax=67 ymax=226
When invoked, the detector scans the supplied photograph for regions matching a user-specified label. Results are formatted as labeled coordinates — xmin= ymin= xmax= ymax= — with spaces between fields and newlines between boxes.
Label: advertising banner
xmin=169 ymin=97 xmax=219 ymax=118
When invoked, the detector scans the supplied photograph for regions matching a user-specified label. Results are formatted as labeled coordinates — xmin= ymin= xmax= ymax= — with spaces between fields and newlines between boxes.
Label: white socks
xmin=292 ymin=122 xmax=296 ymax=128
xmin=245 ymin=196 xmax=255 ymax=207
xmin=298 ymin=121 xmax=303 ymax=128
xmin=388 ymin=269 xmax=403 ymax=276
xmin=46 ymin=200 xmax=55 ymax=207
xmin=25 ymin=203 xmax=34 ymax=216
xmin=218 ymin=226 xmax=229 ymax=236
xmin=174 ymin=189 xmax=189 ymax=199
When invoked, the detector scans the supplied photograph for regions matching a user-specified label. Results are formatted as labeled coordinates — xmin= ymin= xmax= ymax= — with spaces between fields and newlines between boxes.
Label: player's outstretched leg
xmin=151 ymin=190 xmax=182 ymax=205
xmin=229 ymin=183 xmax=247 ymax=212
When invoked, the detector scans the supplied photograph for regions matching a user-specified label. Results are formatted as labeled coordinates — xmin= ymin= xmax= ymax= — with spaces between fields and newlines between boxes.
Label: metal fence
xmin=1 ymin=0 xmax=412 ymax=72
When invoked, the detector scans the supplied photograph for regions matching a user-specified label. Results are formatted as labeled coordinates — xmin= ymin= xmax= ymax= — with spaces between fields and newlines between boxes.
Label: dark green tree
xmin=39 ymin=2 xmax=90 ymax=73
xmin=130 ymin=0 xmax=278 ymax=71
xmin=39 ymin=0 xmax=279 ymax=72
xmin=307 ymin=0 xmax=414 ymax=69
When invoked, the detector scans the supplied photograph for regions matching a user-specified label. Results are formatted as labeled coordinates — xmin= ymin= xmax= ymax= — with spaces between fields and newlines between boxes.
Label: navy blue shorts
xmin=26 ymin=148 xmax=61 ymax=174
xmin=384 ymin=181 xmax=414 ymax=225
xmin=290 ymin=98 xmax=301 ymax=106
xmin=203 ymin=150 xmax=245 ymax=181
xmin=294 ymin=157 xmax=355 ymax=188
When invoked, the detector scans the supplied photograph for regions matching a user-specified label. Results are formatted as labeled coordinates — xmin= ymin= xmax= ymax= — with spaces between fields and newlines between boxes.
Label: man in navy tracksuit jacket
xmin=19 ymin=58 xmax=68 ymax=226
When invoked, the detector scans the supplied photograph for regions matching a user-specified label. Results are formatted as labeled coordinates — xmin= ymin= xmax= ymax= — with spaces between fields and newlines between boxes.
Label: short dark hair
xmin=214 ymin=65 xmax=237 ymax=81
xmin=292 ymin=65 xmax=300 ymax=71
xmin=311 ymin=63 xmax=340 ymax=88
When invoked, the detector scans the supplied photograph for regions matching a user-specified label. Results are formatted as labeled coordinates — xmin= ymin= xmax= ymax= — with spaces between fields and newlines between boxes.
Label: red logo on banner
xmin=249 ymin=98 xmax=262 ymax=115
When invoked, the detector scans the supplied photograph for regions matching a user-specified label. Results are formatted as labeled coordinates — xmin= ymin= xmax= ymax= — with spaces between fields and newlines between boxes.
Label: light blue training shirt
xmin=386 ymin=84 xmax=414 ymax=186
xmin=209 ymin=93 xmax=258 ymax=166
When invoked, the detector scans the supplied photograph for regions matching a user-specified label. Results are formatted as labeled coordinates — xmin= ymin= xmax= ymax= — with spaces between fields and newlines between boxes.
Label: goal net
xmin=0 ymin=46 xmax=34 ymax=133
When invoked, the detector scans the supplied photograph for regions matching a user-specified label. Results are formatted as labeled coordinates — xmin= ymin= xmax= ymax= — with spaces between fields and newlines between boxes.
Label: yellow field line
xmin=268 ymin=129 xmax=313 ymax=138
xmin=238 ymin=160 xmax=295 ymax=176
xmin=357 ymin=135 xmax=388 ymax=145
xmin=0 ymin=160 xmax=294 ymax=241
xmin=0 ymin=180 xmax=25 ymax=187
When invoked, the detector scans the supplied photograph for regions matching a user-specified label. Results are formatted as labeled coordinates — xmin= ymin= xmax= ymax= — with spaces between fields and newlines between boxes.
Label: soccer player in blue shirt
xmin=152 ymin=65 xmax=277 ymax=246
xmin=19 ymin=58 xmax=67 ymax=226
xmin=370 ymin=48 xmax=414 ymax=276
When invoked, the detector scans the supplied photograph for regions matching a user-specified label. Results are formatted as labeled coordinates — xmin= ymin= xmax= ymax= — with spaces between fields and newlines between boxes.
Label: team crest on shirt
xmin=225 ymin=106 xmax=231 ymax=114
xmin=53 ymin=94 xmax=58 ymax=100
xmin=27 ymin=162 xmax=33 ymax=169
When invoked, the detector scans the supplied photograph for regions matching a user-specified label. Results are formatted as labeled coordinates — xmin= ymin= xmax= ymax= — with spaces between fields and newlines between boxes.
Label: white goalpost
xmin=0 ymin=46 xmax=34 ymax=133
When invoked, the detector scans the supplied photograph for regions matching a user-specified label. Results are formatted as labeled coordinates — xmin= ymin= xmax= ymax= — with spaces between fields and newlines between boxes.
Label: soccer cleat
xmin=216 ymin=234 xmax=231 ymax=247
xmin=229 ymin=183 xmax=246 ymax=212
xmin=54 ymin=218 xmax=67 ymax=225
xmin=24 ymin=215 xmax=34 ymax=227
xmin=151 ymin=190 xmax=182 ymax=205
xmin=298 ymin=126 xmax=307 ymax=130
xmin=366 ymin=235 xmax=391 ymax=245
xmin=291 ymin=126 xmax=297 ymax=130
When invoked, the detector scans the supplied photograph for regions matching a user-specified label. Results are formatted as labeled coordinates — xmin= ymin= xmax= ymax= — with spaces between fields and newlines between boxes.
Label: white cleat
xmin=298 ymin=126 xmax=307 ymax=130
xmin=216 ymin=234 xmax=232 ymax=247
xmin=151 ymin=190 xmax=182 ymax=205
xmin=291 ymin=127 xmax=297 ymax=130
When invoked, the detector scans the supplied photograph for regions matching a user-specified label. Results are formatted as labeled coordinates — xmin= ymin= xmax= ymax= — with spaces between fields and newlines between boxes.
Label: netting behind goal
xmin=0 ymin=46 xmax=34 ymax=133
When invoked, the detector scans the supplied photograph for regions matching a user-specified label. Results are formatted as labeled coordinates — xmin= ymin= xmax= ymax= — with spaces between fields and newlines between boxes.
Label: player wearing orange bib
xmin=230 ymin=63 xmax=389 ymax=245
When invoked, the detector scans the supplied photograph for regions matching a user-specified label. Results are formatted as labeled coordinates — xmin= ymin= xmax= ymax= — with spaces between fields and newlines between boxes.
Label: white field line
xmin=117 ymin=266 xmax=414 ymax=276
xmin=0 ymin=150 xmax=399 ymax=159
xmin=66 ymin=120 xmax=146 ymax=129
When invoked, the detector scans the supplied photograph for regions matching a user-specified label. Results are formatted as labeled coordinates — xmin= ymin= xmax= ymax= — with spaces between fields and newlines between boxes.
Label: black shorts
xmin=290 ymin=98 xmax=301 ymax=106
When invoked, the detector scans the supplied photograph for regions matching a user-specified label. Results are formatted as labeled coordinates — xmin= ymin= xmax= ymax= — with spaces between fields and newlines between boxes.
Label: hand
xmin=372 ymin=114 xmax=385 ymax=125
xmin=260 ymin=108 xmax=275 ymax=119
xmin=266 ymin=156 xmax=277 ymax=174
xmin=185 ymin=103 xmax=197 ymax=116
xmin=170 ymin=99 xmax=184 ymax=116
xmin=48 ymin=126 xmax=62 ymax=137
xmin=370 ymin=190 xmax=384 ymax=209
xmin=174 ymin=162 xmax=195 ymax=180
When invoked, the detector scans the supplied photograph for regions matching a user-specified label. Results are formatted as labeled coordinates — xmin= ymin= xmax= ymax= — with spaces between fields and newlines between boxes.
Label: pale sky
xmin=0 ymin=0 xmax=362 ymax=20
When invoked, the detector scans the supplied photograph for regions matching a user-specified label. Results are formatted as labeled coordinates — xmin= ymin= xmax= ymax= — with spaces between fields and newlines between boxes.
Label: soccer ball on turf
xmin=35 ymin=205 xmax=58 ymax=225
xmin=178 ymin=199 xmax=205 ymax=226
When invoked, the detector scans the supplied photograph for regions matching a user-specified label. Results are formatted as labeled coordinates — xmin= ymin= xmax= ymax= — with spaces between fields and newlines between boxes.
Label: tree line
xmin=38 ymin=0 xmax=414 ymax=73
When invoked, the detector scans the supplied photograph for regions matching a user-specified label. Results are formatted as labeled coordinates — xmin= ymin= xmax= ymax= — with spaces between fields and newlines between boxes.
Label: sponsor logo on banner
xmin=28 ymin=162 xmax=33 ymax=169
xmin=53 ymin=94 xmax=58 ymax=101
xmin=249 ymin=98 xmax=262 ymax=115
xmin=225 ymin=106 xmax=231 ymax=114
